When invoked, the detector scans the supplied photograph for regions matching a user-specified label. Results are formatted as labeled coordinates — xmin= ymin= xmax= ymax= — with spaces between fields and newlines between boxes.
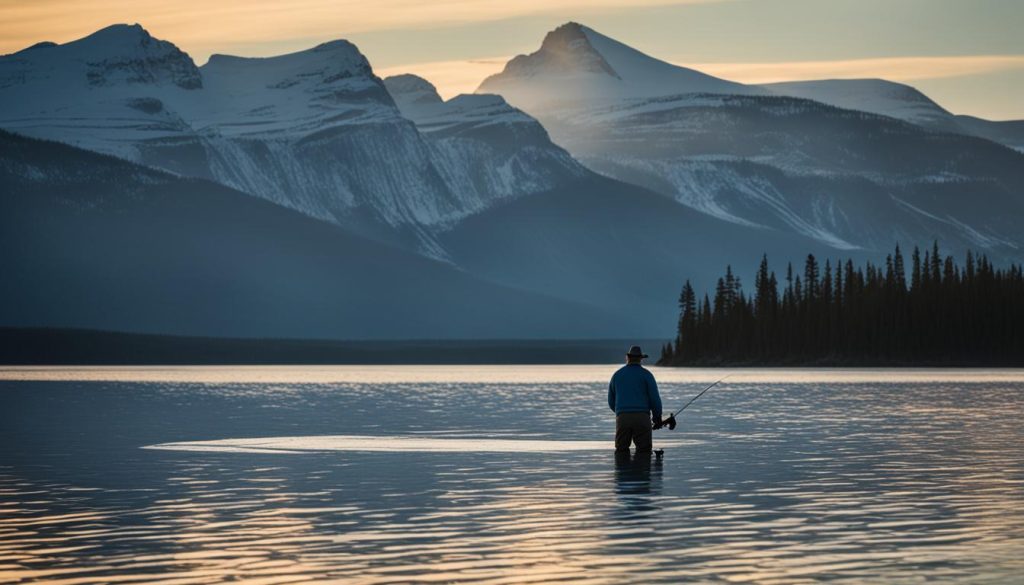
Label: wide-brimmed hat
xmin=626 ymin=345 xmax=649 ymax=359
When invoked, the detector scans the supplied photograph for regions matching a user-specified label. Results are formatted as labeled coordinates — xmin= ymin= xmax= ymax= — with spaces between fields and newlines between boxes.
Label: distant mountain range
xmin=479 ymin=23 xmax=1024 ymax=254
xmin=1 ymin=22 xmax=1021 ymax=339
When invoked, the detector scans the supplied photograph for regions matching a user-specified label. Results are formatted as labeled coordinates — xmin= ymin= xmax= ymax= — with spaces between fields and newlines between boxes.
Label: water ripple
xmin=1 ymin=368 xmax=1023 ymax=583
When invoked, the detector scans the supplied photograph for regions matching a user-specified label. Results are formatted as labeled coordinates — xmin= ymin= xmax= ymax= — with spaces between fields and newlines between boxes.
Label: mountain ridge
xmin=477 ymin=22 xmax=1023 ymax=149
xmin=473 ymin=23 xmax=1024 ymax=260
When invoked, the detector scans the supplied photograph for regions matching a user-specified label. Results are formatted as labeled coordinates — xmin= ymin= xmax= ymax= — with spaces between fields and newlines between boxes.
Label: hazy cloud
xmin=0 ymin=0 xmax=715 ymax=57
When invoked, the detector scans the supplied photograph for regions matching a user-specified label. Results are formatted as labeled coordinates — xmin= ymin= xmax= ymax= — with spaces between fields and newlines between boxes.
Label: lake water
xmin=2 ymin=366 xmax=1024 ymax=583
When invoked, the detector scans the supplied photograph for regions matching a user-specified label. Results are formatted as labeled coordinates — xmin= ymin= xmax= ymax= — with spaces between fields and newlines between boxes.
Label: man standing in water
xmin=608 ymin=346 xmax=663 ymax=453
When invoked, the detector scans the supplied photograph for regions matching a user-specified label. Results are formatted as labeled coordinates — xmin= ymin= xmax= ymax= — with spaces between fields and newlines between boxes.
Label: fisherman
xmin=608 ymin=346 xmax=663 ymax=453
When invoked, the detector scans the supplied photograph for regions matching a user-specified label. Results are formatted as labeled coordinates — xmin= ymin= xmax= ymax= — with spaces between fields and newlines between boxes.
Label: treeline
xmin=659 ymin=243 xmax=1024 ymax=366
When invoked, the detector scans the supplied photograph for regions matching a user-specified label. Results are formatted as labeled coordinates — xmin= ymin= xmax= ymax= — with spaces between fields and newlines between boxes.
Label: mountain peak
xmin=87 ymin=23 xmax=149 ymax=39
xmin=203 ymin=38 xmax=373 ymax=83
xmin=65 ymin=23 xmax=160 ymax=55
xmin=540 ymin=22 xmax=594 ymax=51
xmin=493 ymin=21 xmax=619 ymax=82
xmin=384 ymin=74 xmax=443 ymax=107
xmin=2 ymin=23 xmax=202 ymax=90
xmin=477 ymin=22 xmax=757 ymax=111
xmin=311 ymin=39 xmax=361 ymax=55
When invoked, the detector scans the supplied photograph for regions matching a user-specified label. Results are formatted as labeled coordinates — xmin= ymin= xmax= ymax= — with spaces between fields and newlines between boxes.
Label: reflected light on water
xmin=144 ymin=435 xmax=695 ymax=454
xmin=2 ymin=364 xmax=1024 ymax=384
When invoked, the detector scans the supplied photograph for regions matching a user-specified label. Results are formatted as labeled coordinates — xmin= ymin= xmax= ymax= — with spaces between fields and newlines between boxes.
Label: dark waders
xmin=615 ymin=412 xmax=653 ymax=452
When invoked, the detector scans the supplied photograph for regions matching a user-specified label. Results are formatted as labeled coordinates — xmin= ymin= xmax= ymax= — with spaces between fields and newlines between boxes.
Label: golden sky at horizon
xmin=3 ymin=0 xmax=1023 ymax=119
xmin=0 ymin=0 xmax=696 ymax=54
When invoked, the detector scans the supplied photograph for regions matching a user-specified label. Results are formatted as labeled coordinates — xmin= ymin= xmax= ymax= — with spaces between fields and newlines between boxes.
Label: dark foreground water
xmin=1 ymin=366 xmax=1023 ymax=584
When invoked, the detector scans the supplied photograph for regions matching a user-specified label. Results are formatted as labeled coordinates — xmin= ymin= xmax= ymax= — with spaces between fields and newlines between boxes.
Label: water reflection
xmin=613 ymin=450 xmax=663 ymax=518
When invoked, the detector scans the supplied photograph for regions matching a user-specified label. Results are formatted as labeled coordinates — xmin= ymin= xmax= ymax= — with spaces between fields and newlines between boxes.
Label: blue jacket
xmin=608 ymin=364 xmax=662 ymax=419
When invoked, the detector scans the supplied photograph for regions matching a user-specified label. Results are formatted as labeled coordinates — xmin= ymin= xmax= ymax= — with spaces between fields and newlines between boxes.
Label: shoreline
xmin=0 ymin=327 xmax=663 ymax=366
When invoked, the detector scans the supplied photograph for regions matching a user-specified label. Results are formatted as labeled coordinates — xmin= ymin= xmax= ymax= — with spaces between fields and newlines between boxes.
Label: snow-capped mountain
xmin=477 ymin=23 xmax=1024 ymax=259
xmin=186 ymin=41 xmax=464 ymax=248
xmin=0 ymin=25 xmax=465 ymax=254
xmin=477 ymin=22 xmax=759 ymax=113
xmin=552 ymin=93 xmax=1024 ymax=253
xmin=0 ymin=24 xmax=200 ymax=159
xmin=384 ymin=74 xmax=588 ymax=217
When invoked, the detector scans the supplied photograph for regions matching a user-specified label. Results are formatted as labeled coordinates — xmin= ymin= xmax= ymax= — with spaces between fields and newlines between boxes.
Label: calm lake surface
xmin=2 ymin=366 xmax=1024 ymax=584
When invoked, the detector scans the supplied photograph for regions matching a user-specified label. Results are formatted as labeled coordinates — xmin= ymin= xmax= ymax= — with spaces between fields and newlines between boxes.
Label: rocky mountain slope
xmin=0 ymin=130 xmax=621 ymax=338
xmin=384 ymin=74 xmax=588 ymax=217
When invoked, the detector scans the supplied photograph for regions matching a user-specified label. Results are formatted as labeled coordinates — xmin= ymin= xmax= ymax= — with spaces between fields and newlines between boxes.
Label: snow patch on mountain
xmin=195 ymin=41 xmax=398 ymax=138
xmin=426 ymin=141 xmax=584 ymax=219
xmin=392 ymin=92 xmax=539 ymax=134
xmin=763 ymin=79 xmax=953 ymax=127
xmin=892 ymin=197 xmax=1018 ymax=249
xmin=583 ymin=156 xmax=859 ymax=249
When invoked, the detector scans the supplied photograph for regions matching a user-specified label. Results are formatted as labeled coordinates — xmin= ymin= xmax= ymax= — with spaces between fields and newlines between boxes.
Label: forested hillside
xmin=660 ymin=244 xmax=1024 ymax=366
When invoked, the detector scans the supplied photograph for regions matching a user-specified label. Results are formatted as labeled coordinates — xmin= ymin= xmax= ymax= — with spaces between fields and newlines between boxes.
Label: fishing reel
xmin=651 ymin=375 xmax=727 ymax=432
xmin=652 ymin=413 xmax=676 ymax=431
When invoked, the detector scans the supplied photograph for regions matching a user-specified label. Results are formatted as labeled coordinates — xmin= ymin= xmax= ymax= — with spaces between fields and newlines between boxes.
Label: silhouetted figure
xmin=608 ymin=346 xmax=663 ymax=453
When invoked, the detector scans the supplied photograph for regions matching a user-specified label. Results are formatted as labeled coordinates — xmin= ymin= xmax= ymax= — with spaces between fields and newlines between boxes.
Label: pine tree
xmin=804 ymin=254 xmax=820 ymax=302
xmin=677 ymin=281 xmax=697 ymax=360
xmin=911 ymin=247 xmax=922 ymax=290
xmin=894 ymin=244 xmax=907 ymax=290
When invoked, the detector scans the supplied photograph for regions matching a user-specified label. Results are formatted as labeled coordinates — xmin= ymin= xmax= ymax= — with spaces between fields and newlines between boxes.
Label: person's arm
xmin=646 ymin=371 xmax=663 ymax=422
xmin=608 ymin=378 xmax=616 ymax=412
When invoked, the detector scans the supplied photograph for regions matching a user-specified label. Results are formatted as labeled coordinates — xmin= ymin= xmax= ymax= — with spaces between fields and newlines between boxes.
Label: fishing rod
xmin=653 ymin=374 xmax=730 ymax=431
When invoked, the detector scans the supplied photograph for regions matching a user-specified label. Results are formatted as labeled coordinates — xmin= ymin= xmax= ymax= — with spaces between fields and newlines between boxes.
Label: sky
xmin=2 ymin=0 xmax=1023 ymax=119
